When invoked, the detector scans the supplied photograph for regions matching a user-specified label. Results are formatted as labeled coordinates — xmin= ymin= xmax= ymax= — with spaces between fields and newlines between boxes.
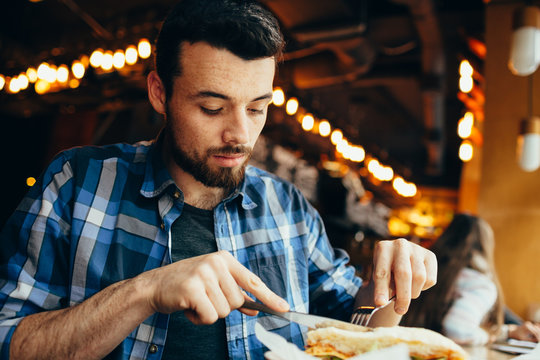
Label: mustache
xmin=207 ymin=145 xmax=251 ymax=156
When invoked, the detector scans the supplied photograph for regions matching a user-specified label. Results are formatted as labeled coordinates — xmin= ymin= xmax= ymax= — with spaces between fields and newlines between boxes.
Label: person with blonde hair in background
xmin=401 ymin=213 xmax=540 ymax=345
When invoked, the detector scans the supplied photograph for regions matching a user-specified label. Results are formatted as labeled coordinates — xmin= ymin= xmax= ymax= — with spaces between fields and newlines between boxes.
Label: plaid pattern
xmin=0 ymin=138 xmax=362 ymax=359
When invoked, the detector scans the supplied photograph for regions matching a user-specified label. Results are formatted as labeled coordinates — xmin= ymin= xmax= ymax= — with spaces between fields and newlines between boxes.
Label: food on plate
xmin=305 ymin=325 xmax=468 ymax=360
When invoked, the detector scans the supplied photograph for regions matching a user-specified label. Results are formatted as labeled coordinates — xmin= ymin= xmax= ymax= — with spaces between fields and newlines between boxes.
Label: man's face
xmin=164 ymin=42 xmax=275 ymax=190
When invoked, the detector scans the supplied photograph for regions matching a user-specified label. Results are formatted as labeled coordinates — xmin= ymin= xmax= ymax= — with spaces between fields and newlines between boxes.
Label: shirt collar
xmin=140 ymin=133 xmax=176 ymax=199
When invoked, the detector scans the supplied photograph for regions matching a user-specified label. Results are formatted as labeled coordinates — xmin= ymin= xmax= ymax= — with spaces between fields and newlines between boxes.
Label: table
xmin=464 ymin=345 xmax=520 ymax=360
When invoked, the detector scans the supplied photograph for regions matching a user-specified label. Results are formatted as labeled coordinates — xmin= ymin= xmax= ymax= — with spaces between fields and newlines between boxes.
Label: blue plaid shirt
xmin=0 ymin=138 xmax=362 ymax=359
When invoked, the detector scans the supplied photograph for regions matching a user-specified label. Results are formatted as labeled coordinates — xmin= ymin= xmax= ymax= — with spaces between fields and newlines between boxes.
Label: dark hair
xmin=401 ymin=213 xmax=504 ymax=335
xmin=155 ymin=0 xmax=285 ymax=99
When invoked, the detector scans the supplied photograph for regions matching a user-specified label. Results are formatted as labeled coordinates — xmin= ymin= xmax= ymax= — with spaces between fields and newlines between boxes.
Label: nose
xmin=222 ymin=108 xmax=250 ymax=145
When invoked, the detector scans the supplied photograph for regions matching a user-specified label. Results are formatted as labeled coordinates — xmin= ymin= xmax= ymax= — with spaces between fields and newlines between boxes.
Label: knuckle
xmin=373 ymin=268 xmax=389 ymax=280
xmin=393 ymin=266 xmax=411 ymax=280
xmin=248 ymin=274 xmax=264 ymax=289
xmin=412 ymin=269 xmax=426 ymax=284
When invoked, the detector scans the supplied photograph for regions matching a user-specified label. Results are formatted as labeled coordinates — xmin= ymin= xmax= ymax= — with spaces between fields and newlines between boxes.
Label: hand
xmin=508 ymin=322 xmax=540 ymax=342
xmin=143 ymin=250 xmax=289 ymax=324
xmin=371 ymin=238 xmax=437 ymax=315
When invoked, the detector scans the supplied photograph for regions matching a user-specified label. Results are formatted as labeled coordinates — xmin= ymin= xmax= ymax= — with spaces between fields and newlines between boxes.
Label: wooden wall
xmin=470 ymin=1 xmax=540 ymax=319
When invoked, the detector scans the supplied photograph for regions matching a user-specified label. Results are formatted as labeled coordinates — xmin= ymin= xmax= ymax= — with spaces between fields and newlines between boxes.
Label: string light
xmin=457 ymin=111 xmax=474 ymax=139
xmin=318 ymin=120 xmax=331 ymax=137
xmin=71 ymin=61 xmax=85 ymax=79
xmin=459 ymin=140 xmax=474 ymax=162
xmin=272 ymin=87 xmax=285 ymax=106
xmin=138 ymin=39 xmax=152 ymax=59
xmin=270 ymin=86 xmax=418 ymax=198
xmin=330 ymin=129 xmax=343 ymax=145
xmin=56 ymin=65 xmax=69 ymax=83
xmin=125 ymin=45 xmax=138 ymax=65
xmin=301 ymin=114 xmax=314 ymax=131
xmin=1 ymin=37 xmax=154 ymax=95
xmin=285 ymin=97 xmax=299 ymax=115
xmin=89 ymin=49 xmax=104 ymax=68
xmin=459 ymin=59 xmax=474 ymax=93
xmin=26 ymin=67 xmax=38 ymax=83
xmin=113 ymin=49 xmax=126 ymax=69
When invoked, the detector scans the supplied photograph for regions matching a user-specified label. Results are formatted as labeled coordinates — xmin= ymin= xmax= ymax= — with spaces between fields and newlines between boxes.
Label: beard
xmin=164 ymin=122 xmax=252 ymax=191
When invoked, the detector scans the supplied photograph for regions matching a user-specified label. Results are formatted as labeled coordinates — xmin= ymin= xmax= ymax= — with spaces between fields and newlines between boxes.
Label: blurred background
xmin=1 ymin=0 xmax=539 ymax=322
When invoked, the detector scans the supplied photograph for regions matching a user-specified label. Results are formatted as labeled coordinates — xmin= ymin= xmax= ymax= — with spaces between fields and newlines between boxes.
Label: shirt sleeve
xmin=303 ymin=193 xmax=363 ymax=321
xmin=0 ymin=152 xmax=74 ymax=356
xmin=441 ymin=268 xmax=498 ymax=345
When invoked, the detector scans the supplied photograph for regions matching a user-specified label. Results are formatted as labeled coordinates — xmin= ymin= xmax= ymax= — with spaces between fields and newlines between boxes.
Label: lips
xmin=212 ymin=153 xmax=246 ymax=167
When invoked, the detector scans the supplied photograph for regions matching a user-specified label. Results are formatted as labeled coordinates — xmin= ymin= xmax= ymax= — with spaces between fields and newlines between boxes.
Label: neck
xmin=162 ymin=140 xmax=225 ymax=210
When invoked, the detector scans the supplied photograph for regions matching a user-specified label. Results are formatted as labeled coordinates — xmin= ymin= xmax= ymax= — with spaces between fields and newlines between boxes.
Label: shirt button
xmin=149 ymin=344 xmax=158 ymax=354
xmin=160 ymin=222 xmax=165 ymax=230
xmin=173 ymin=191 xmax=181 ymax=199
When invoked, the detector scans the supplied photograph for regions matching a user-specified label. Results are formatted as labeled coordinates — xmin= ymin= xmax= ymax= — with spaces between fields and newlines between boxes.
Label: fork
xmin=350 ymin=296 xmax=396 ymax=327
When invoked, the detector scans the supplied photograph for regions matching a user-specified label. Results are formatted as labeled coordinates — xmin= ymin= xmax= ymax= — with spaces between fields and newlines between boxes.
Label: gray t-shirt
xmin=161 ymin=203 xmax=229 ymax=360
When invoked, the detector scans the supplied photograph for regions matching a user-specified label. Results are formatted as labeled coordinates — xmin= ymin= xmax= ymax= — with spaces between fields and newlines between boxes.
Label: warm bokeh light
xmin=286 ymin=97 xmax=299 ymax=115
xmin=44 ymin=64 xmax=57 ymax=83
xmin=8 ymin=77 xmax=21 ymax=93
xmin=335 ymin=138 xmax=348 ymax=155
xmin=101 ymin=51 xmax=114 ymax=71
xmin=69 ymin=79 xmax=80 ymax=89
xmin=26 ymin=67 xmax=38 ymax=83
xmin=459 ymin=59 xmax=473 ymax=77
xmin=0 ymin=75 xmax=5 ymax=91
xmin=89 ymin=49 xmax=104 ymax=68
xmin=272 ymin=87 xmax=285 ymax=106
xmin=18 ymin=74 xmax=29 ymax=90
xmin=318 ymin=120 xmax=331 ymax=137
xmin=459 ymin=75 xmax=473 ymax=93
xmin=392 ymin=176 xmax=417 ymax=197
xmin=301 ymin=114 xmax=314 ymax=131
xmin=138 ymin=39 xmax=152 ymax=59
xmin=35 ymin=79 xmax=51 ymax=94
xmin=459 ymin=140 xmax=474 ymax=162
xmin=26 ymin=177 xmax=36 ymax=187
xmin=330 ymin=129 xmax=343 ymax=145
xmin=125 ymin=45 xmax=138 ymax=65
xmin=80 ymin=55 xmax=90 ymax=68
xmin=349 ymin=146 xmax=365 ymax=162
xmin=71 ymin=61 xmax=85 ymax=79
xmin=37 ymin=63 xmax=50 ymax=80
xmin=457 ymin=111 xmax=474 ymax=139
xmin=113 ymin=50 xmax=126 ymax=69
xmin=57 ymin=65 xmax=69 ymax=83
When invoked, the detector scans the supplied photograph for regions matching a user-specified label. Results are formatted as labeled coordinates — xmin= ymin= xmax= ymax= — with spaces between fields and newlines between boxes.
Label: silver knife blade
xmin=365 ymin=297 xmax=402 ymax=327
xmin=242 ymin=300 xmax=369 ymax=331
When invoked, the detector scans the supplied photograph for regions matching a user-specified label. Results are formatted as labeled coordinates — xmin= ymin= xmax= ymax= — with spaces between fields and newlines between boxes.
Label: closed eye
xmin=201 ymin=106 xmax=222 ymax=115
xmin=248 ymin=108 xmax=265 ymax=115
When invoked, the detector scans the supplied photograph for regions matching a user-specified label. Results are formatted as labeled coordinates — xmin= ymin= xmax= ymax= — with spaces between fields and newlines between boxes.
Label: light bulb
xmin=508 ymin=6 xmax=540 ymax=76
xmin=517 ymin=117 xmax=540 ymax=172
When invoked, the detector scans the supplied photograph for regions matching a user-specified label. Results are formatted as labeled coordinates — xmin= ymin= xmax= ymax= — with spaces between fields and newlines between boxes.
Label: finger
xmin=217 ymin=266 xmax=248 ymax=311
xmin=185 ymin=296 xmax=218 ymax=325
xmin=410 ymin=252 xmax=426 ymax=299
xmin=423 ymin=249 xmax=438 ymax=290
xmin=239 ymin=292 xmax=259 ymax=316
xmin=205 ymin=282 xmax=233 ymax=319
xmin=222 ymin=251 xmax=289 ymax=312
xmin=372 ymin=240 xmax=393 ymax=306
xmin=391 ymin=239 xmax=412 ymax=314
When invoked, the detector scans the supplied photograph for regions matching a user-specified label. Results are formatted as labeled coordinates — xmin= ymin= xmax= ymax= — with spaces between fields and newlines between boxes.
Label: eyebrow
xmin=195 ymin=91 xmax=273 ymax=102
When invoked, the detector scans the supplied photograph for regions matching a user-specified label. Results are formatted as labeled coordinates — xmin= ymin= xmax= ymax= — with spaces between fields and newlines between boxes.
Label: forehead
xmin=174 ymin=42 xmax=276 ymax=99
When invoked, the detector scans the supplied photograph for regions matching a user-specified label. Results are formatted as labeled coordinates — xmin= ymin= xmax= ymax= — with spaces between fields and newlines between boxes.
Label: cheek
xmin=249 ymin=119 xmax=266 ymax=145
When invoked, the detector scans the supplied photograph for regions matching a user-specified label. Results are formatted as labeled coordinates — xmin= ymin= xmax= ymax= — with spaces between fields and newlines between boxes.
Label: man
xmin=0 ymin=0 xmax=437 ymax=359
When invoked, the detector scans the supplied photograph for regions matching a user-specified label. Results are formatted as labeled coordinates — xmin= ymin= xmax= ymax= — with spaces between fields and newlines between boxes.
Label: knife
xmin=241 ymin=300 xmax=371 ymax=332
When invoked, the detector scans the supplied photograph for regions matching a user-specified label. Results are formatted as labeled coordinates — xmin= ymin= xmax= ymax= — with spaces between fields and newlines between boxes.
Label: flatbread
xmin=305 ymin=325 xmax=468 ymax=360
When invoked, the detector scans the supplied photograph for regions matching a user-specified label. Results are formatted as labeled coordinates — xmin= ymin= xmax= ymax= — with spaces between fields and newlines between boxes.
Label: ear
xmin=147 ymin=70 xmax=167 ymax=115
